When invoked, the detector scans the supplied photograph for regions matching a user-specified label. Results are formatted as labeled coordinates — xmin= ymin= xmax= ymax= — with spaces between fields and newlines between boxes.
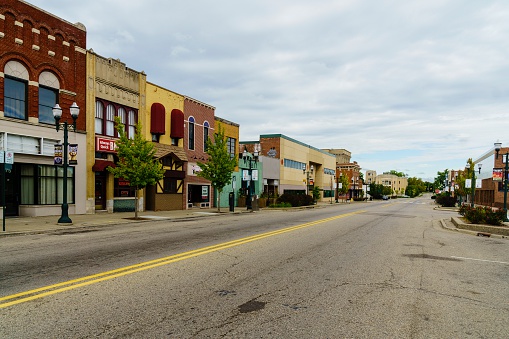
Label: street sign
xmin=5 ymin=151 xmax=13 ymax=164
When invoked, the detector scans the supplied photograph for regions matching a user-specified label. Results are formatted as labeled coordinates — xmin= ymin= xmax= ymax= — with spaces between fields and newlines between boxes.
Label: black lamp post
xmin=330 ymin=175 xmax=333 ymax=204
xmin=494 ymin=142 xmax=508 ymax=221
xmin=52 ymin=102 xmax=79 ymax=224
xmin=303 ymin=164 xmax=314 ymax=196
xmin=243 ymin=148 xmax=259 ymax=210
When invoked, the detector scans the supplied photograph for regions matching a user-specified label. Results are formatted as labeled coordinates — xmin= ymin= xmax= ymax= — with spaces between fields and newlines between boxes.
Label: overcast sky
xmin=28 ymin=0 xmax=509 ymax=181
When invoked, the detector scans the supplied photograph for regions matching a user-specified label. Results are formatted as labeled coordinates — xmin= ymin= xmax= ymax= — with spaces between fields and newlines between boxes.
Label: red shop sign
xmin=96 ymin=137 xmax=117 ymax=153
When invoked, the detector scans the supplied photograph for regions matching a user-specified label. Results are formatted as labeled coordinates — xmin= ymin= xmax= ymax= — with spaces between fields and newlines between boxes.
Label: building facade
xmin=214 ymin=116 xmax=240 ymax=208
xmin=86 ymin=53 xmax=146 ymax=213
xmin=0 ymin=0 xmax=87 ymax=217
xmin=144 ymin=82 xmax=187 ymax=211
xmin=375 ymin=173 xmax=408 ymax=196
xmin=183 ymin=97 xmax=214 ymax=209
xmin=243 ymin=134 xmax=336 ymax=202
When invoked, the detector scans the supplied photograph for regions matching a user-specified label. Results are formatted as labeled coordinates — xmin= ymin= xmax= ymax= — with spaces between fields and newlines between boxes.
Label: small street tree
xmin=108 ymin=118 xmax=164 ymax=219
xmin=197 ymin=126 xmax=238 ymax=212
xmin=338 ymin=173 xmax=350 ymax=201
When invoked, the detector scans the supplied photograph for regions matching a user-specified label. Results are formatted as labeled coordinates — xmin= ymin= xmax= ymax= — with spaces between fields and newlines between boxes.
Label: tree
xmin=388 ymin=170 xmax=407 ymax=177
xmin=406 ymin=177 xmax=427 ymax=197
xmin=108 ymin=117 xmax=164 ymax=219
xmin=434 ymin=169 xmax=449 ymax=192
xmin=338 ymin=173 xmax=350 ymax=201
xmin=197 ymin=126 xmax=238 ymax=212
xmin=369 ymin=183 xmax=384 ymax=199
xmin=312 ymin=186 xmax=321 ymax=202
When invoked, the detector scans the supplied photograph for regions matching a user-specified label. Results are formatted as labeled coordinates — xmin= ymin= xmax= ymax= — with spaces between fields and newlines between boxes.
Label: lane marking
xmin=0 ymin=210 xmax=365 ymax=308
xmin=451 ymin=256 xmax=509 ymax=265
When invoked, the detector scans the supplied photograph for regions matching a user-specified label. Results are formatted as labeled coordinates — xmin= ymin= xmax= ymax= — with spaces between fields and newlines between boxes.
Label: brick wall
xmin=0 ymin=0 xmax=87 ymax=130
xmin=183 ymin=97 xmax=215 ymax=160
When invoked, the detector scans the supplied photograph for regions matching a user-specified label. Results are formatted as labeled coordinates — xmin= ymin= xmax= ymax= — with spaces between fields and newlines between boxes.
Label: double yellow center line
xmin=0 ymin=210 xmax=364 ymax=308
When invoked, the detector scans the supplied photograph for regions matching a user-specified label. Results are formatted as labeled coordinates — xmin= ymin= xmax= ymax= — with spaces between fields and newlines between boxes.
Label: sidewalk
xmin=0 ymin=207 xmax=247 ymax=237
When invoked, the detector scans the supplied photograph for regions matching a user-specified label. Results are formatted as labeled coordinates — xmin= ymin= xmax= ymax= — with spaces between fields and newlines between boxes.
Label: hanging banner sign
xmin=242 ymin=170 xmax=250 ymax=181
xmin=252 ymin=169 xmax=258 ymax=181
xmin=476 ymin=180 xmax=482 ymax=189
xmin=493 ymin=168 xmax=503 ymax=182
xmin=465 ymin=179 xmax=471 ymax=188
xmin=68 ymin=144 xmax=78 ymax=165
xmin=54 ymin=144 xmax=63 ymax=165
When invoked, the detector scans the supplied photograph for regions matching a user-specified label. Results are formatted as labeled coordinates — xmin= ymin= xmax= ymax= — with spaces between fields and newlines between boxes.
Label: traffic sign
xmin=5 ymin=151 xmax=14 ymax=164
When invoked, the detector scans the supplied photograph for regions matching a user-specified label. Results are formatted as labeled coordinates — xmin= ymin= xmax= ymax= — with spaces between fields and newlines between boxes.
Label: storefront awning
xmin=92 ymin=159 xmax=116 ymax=172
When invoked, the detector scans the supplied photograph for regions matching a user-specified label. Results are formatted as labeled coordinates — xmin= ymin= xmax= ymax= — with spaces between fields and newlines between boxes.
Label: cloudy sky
xmin=29 ymin=0 xmax=509 ymax=181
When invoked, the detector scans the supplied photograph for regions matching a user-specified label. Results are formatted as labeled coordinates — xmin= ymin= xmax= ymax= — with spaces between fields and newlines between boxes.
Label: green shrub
xmin=268 ymin=202 xmax=292 ymax=208
xmin=459 ymin=204 xmax=505 ymax=226
xmin=277 ymin=193 xmax=314 ymax=207
xmin=435 ymin=194 xmax=456 ymax=207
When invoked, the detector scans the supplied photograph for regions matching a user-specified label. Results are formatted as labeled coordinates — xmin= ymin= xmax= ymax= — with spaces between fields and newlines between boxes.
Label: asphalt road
xmin=1 ymin=197 xmax=508 ymax=338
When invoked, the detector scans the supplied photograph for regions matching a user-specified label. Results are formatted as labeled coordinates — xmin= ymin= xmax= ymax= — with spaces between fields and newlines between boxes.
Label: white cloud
xmin=27 ymin=0 xmax=509 ymax=180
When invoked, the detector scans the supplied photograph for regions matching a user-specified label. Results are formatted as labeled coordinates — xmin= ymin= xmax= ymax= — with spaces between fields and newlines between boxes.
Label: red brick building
xmin=0 ymin=0 xmax=87 ymax=217
xmin=183 ymin=96 xmax=215 ymax=208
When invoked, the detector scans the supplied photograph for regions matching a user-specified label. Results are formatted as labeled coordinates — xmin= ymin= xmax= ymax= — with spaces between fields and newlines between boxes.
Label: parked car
xmin=382 ymin=195 xmax=389 ymax=200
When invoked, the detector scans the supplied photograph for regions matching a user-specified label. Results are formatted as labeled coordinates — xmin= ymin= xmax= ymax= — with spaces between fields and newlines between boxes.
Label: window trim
xmin=188 ymin=116 xmax=195 ymax=151
xmin=4 ymin=75 xmax=28 ymax=121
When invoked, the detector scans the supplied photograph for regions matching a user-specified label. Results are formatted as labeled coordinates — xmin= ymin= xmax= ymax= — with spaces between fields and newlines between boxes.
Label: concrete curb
xmin=440 ymin=217 xmax=509 ymax=239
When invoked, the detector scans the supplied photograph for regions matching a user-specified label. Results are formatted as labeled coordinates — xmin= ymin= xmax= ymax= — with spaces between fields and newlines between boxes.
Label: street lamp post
xmin=330 ymin=175 xmax=333 ymax=204
xmin=335 ymin=173 xmax=339 ymax=203
xmin=303 ymin=164 xmax=314 ymax=196
xmin=52 ymin=102 xmax=80 ymax=224
xmin=243 ymin=147 xmax=259 ymax=210
xmin=494 ymin=142 xmax=508 ymax=221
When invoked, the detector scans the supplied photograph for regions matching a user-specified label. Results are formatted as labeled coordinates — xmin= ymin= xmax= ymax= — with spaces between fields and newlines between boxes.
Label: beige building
xmin=244 ymin=134 xmax=337 ymax=202
xmin=86 ymin=53 xmax=147 ymax=213
xmin=375 ymin=173 xmax=408 ymax=196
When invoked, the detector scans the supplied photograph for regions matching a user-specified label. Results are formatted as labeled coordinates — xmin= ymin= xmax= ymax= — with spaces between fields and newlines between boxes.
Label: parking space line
xmin=451 ymin=256 xmax=509 ymax=265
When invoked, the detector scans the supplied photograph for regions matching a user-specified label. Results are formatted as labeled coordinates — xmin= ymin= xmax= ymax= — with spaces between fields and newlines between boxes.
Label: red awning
xmin=92 ymin=160 xmax=116 ymax=172
xmin=171 ymin=109 xmax=184 ymax=139
xmin=151 ymin=103 xmax=166 ymax=134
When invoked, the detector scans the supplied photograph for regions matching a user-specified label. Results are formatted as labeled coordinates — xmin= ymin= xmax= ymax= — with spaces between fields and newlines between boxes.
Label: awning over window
xmin=151 ymin=103 xmax=166 ymax=134
xmin=171 ymin=109 xmax=184 ymax=139
xmin=92 ymin=159 xmax=116 ymax=172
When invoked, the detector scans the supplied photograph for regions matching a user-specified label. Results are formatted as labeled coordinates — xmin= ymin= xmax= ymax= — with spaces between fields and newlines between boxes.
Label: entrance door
xmin=95 ymin=172 xmax=106 ymax=210
xmin=2 ymin=164 xmax=19 ymax=216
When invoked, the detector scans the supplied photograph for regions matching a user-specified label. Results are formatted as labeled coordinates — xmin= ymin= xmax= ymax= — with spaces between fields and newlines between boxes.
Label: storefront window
xmin=114 ymin=178 xmax=135 ymax=197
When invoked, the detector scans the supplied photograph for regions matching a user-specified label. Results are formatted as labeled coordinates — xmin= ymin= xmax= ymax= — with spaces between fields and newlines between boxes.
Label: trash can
xmin=252 ymin=195 xmax=259 ymax=211
xmin=229 ymin=192 xmax=235 ymax=212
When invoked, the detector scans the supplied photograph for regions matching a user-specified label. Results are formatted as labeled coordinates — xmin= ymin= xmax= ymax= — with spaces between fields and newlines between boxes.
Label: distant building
xmin=375 ymin=173 xmax=408 ymax=196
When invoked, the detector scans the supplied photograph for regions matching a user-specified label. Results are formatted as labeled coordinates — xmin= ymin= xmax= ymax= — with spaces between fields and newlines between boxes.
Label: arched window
xmin=4 ymin=60 xmax=29 ymax=120
xmin=188 ymin=116 xmax=195 ymax=150
xmin=94 ymin=100 xmax=137 ymax=138
xmin=38 ymin=71 xmax=60 ymax=124
xmin=203 ymin=121 xmax=210 ymax=152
